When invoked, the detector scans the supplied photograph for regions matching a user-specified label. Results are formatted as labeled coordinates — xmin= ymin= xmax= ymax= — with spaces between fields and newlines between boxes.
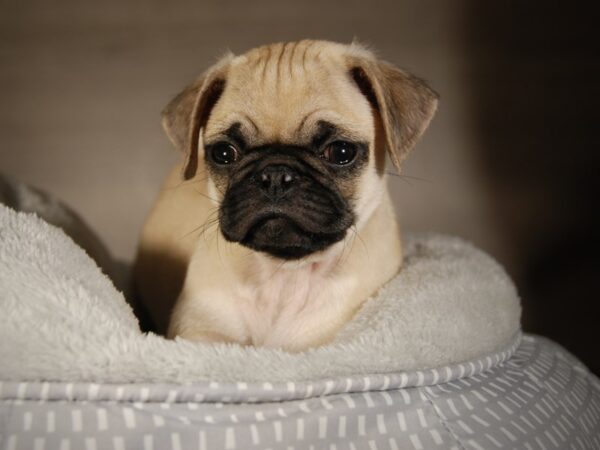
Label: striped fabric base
xmin=1 ymin=334 xmax=599 ymax=449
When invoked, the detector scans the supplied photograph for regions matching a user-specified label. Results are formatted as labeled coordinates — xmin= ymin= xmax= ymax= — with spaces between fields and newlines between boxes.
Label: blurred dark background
xmin=464 ymin=3 xmax=599 ymax=374
xmin=1 ymin=1 xmax=597 ymax=372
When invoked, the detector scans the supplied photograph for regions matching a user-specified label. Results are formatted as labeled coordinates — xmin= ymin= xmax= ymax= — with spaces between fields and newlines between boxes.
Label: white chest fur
xmin=170 ymin=238 xmax=361 ymax=351
xmin=238 ymin=255 xmax=357 ymax=349
xmin=168 ymin=195 xmax=402 ymax=352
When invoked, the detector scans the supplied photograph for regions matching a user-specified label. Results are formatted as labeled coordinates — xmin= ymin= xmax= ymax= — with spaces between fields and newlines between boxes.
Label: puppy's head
xmin=162 ymin=41 xmax=438 ymax=260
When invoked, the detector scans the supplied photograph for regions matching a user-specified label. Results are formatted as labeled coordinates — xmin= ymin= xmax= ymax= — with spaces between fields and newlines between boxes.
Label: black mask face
xmin=213 ymin=144 xmax=359 ymax=260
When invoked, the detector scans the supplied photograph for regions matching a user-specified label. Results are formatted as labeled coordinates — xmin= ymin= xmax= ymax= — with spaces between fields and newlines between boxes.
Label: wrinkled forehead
xmin=204 ymin=43 xmax=374 ymax=146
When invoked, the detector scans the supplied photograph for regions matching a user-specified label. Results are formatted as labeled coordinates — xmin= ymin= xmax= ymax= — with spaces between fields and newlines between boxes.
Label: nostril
xmin=257 ymin=165 xmax=298 ymax=198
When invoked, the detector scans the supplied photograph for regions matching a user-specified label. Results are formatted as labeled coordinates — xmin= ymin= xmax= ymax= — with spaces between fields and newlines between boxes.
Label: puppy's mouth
xmin=239 ymin=214 xmax=347 ymax=260
xmin=220 ymin=197 xmax=354 ymax=260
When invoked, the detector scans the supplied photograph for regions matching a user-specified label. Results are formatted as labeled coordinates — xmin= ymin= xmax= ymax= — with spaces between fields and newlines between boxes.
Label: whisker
xmin=340 ymin=227 xmax=359 ymax=268
xmin=265 ymin=259 xmax=287 ymax=283
xmin=204 ymin=219 xmax=221 ymax=249
xmin=332 ymin=232 xmax=351 ymax=273
xmin=179 ymin=217 xmax=219 ymax=241
xmin=192 ymin=188 xmax=222 ymax=204
xmin=215 ymin=224 xmax=225 ymax=267
xmin=178 ymin=208 xmax=220 ymax=240
xmin=160 ymin=178 xmax=210 ymax=192
xmin=160 ymin=170 xmax=210 ymax=190
xmin=385 ymin=172 xmax=432 ymax=185
xmin=349 ymin=225 xmax=369 ymax=258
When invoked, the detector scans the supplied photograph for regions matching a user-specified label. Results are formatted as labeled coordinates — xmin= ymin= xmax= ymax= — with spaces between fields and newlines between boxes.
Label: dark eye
xmin=322 ymin=141 xmax=358 ymax=165
xmin=210 ymin=142 xmax=238 ymax=165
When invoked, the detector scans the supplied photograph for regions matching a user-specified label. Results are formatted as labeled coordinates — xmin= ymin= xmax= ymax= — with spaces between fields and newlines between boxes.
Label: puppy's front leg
xmin=167 ymin=283 xmax=249 ymax=346
xmin=167 ymin=326 xmax=239 ymax=345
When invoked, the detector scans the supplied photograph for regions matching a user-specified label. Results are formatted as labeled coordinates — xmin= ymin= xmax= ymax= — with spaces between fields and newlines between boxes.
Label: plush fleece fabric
xmin=0 ymin=204 xmax=521 ymax=383
xmin=0 ymin=174 xmax=123 ymax=289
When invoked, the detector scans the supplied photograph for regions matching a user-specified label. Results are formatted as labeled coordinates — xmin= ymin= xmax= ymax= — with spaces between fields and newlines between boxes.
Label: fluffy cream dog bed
xmin=1 ymin=179 xmax=598 ymax=450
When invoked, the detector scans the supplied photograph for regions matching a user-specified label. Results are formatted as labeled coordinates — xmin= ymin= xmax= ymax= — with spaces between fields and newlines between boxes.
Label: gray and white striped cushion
xmin=1 ymin=335 xmax=599 ymax=450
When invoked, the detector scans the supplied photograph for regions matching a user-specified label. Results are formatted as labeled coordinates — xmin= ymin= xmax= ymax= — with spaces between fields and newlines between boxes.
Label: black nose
xmin=258 ymin=165 xmax=298 ymax=199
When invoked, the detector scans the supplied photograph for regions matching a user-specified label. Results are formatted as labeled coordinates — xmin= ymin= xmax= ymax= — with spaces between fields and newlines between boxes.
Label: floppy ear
xmin=162 ymin=59 xmax=230 ymax=179
xmin=348 ymin=58 xmax=438 ymax=171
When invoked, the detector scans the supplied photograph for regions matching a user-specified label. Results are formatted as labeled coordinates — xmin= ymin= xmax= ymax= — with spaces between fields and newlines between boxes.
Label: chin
xmin=222 ymin=215 xmax=350 ymax=261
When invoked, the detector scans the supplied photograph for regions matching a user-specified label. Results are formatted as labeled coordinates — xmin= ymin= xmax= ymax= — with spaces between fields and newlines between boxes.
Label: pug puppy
xmin=134 ymin=40 xmax=437 ymax=352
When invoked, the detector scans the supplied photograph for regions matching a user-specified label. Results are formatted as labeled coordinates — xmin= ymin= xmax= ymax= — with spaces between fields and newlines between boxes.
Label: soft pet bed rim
xmin=0 ymin=203 xmax=521 ymax=383
xmin=0 ymin=333 xmax=522 ymax=404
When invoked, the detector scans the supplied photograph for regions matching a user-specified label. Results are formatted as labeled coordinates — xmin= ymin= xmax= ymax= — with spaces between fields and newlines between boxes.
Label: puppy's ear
xmin=348 ymin=58 xmax=438 ymax=171
xmin=162 ymin=56 xmax=231 ymax=179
